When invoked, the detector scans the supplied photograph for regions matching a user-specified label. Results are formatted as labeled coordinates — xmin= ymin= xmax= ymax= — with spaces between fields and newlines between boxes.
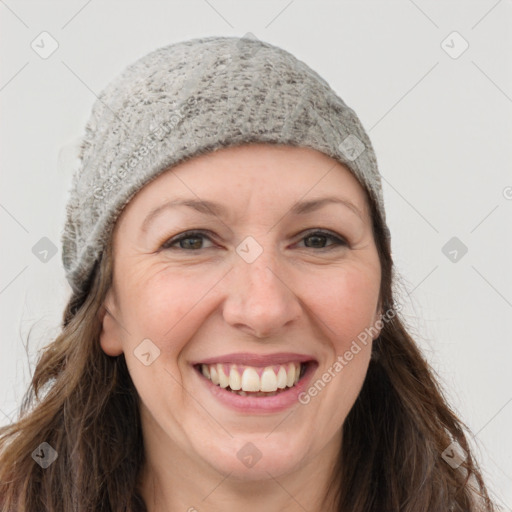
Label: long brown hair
xmin=0 ymin=176 xmax=498 ymax=511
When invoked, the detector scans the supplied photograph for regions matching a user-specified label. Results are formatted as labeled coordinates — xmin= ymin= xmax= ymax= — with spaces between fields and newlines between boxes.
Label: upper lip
xmin=192 ymin=352 xmax=316 ymax=367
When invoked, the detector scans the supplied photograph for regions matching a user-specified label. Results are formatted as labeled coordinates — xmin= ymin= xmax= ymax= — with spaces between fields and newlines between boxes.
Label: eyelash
xmin=160 ymin=229 xmax=348 ymax=251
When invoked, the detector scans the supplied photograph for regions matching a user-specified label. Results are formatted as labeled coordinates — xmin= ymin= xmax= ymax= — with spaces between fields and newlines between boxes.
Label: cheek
xmin=307 ymin=264 xmax=380 ymax=350
xmin=120 ymin=269 xmax=207 ymax=402
xmin=124 ymin=267 xmax=214 ymax=354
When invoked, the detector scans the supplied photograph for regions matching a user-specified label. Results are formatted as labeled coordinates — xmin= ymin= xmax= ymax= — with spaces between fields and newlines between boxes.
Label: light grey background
xmin=1 ymin=0 xmax=511 ymax=508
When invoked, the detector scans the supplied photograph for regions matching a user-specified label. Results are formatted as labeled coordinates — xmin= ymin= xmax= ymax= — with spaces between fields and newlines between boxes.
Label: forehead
xmin=115 ymin=143 xmax=370 ymax=228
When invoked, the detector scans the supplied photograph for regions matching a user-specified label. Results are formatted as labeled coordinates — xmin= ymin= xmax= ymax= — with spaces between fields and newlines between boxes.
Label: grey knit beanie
xmin=61 ymin=34 xmax=390 ymax=296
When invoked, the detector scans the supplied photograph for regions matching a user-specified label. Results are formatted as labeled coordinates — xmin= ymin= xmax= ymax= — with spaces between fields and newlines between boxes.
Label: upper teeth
xmin=200 ymin=362 xmax=302 ymax=392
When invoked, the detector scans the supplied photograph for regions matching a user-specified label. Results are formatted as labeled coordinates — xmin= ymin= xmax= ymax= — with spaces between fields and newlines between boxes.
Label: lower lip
xmin=194 ymin=362 xmax=318 ymax=413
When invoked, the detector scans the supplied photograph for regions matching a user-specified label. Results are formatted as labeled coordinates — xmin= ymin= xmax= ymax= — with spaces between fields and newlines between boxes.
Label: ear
xmin=98 ymin=287 xmax=124 ymax=356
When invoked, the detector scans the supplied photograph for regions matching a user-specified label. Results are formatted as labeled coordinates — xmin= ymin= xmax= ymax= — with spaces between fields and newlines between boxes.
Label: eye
xmin=160 ymin=229 xmax=348 ymax=252
xmin=161 ymin=230 xmax=215 ymax=251
xmin=295 ymin=229 xmax=348 ymax=250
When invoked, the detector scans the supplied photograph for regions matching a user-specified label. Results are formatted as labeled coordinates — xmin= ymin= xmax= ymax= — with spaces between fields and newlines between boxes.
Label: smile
xmin=196 ymin=362 xmax=307 ymax=396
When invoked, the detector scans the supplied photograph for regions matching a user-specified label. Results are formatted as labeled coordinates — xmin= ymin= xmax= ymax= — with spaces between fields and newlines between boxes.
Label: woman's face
xmin=100 ymin=143 xmax=382 ymax=484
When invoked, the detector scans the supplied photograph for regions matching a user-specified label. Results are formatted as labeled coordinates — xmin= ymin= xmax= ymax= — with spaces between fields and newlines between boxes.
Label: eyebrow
xmin=140 ymin=196 xmax=364 ymax=232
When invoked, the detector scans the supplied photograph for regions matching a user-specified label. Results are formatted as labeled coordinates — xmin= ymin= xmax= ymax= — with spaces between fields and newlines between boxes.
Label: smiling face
xmin=99 ymin=143 xmax=382 ymax=493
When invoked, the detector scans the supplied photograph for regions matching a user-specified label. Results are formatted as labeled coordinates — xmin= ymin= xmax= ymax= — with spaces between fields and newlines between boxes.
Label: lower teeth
xmin=226 ymin=387 xmax=291 ymax=397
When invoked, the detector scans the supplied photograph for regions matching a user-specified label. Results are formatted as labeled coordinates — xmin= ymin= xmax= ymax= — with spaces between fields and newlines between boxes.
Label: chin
xmin=199 ymin=436 xmax=308 ymax=481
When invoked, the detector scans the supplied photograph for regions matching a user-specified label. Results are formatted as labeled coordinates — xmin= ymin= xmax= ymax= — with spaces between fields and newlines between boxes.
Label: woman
xmin=0 ymin=35 xmax=497 ymax=511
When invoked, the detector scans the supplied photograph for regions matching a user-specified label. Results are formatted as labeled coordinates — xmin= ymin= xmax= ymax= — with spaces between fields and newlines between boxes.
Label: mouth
xmin=193 ymin=361 xmax=311 ymax=397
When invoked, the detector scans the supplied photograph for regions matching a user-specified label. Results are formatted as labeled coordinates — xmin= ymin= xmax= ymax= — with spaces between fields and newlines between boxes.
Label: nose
xmin=222 ymin=245 xmax=302 ymax=339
